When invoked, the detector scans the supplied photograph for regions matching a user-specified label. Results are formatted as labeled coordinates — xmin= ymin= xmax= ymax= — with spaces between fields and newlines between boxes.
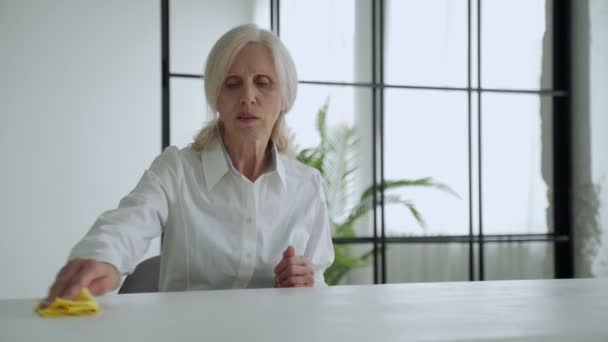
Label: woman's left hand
xmin=273 ymin=245 xmax=314 ymax=288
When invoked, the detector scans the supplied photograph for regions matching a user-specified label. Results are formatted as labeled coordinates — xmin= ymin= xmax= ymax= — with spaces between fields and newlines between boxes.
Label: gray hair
xmin=192 ymin=24 xmax=298 ymax=156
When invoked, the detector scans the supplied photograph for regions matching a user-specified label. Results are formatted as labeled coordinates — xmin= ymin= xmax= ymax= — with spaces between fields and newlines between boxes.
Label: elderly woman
xmin=42 ymin=24 xmax=334 ymax=305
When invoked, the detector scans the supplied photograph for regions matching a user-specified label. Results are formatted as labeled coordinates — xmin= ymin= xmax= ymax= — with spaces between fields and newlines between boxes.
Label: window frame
xmin=160 ymin=0 xmax=573 ymax=283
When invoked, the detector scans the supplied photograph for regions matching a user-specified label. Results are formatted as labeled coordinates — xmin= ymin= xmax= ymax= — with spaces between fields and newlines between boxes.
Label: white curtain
xmin=571 ymin=0 xmax=608 ymax=278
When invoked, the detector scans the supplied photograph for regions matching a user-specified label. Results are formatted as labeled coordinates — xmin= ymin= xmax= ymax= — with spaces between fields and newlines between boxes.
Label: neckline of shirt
xmin=200 ymin=139 xmax=287 ymax=191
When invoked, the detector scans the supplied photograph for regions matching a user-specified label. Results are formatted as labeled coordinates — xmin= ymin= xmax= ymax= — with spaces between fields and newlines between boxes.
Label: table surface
xmin=1 ymin=278 xmax=607 ymax=341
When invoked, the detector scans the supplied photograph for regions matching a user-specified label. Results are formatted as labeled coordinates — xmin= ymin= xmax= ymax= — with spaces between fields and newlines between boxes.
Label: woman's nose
xmin=240 ymin=84 xmax=256 ymax=105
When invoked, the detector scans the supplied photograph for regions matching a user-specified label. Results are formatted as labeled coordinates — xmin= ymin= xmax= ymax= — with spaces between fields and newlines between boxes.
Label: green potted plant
xmin=297 ymin=100 xmax=457 ymax=285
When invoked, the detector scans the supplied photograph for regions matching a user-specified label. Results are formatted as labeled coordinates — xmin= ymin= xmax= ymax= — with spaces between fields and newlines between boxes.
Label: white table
xmin=1 ymin=278 xmax=607 ymax=341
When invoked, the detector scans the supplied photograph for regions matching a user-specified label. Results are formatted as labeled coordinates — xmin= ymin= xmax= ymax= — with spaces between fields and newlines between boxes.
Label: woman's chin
xmin=231 ymin=125 xmax=269 ymax=141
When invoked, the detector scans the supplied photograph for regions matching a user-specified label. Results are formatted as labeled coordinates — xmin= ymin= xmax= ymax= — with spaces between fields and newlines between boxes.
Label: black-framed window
xmin=161 ymin=0 xmax=572 ymax=284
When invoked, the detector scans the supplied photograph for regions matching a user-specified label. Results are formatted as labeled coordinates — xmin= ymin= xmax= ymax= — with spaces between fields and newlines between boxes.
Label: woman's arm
xmin=273 ymin=170 xmax=335 ymax=288
xmin=303 ymin=171 xmax=335 ymax=287
xmin=44 ymin=147 xmax=181 ymax=302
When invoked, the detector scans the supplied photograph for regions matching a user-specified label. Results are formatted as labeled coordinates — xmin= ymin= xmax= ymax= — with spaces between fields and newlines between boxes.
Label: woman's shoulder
xmin=156 ymin=145 xmax=200 ymax=163
xmin=149 ymin=145 xmax=201 ymax=175
xmin=280 ymin=156 xmax=323 ymax=187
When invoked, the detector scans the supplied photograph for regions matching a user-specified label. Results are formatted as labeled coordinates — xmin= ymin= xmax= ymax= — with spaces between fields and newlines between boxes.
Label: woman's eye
xmin=256 ymin=79 xmax=271 ymax=87
xmin=225 ymin=82 xmax=239 ymax=89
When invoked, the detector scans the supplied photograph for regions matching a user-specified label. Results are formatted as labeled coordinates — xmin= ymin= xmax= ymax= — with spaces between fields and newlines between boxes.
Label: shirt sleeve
xmin=69 ymin=146 xmax=181 ymax=275
xmin=305 ymin=170 xmax=335 ymax=287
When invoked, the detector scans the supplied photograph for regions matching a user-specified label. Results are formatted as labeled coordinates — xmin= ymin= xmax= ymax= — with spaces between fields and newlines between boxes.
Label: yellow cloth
xmin=35 ymin=289 xmax=101 ymax=317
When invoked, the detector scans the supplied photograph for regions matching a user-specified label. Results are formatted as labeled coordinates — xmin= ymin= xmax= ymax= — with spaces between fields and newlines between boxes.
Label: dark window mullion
xmin=379 ymin=0 xmax=387 ymax=285
xmin=553 ymin=0 xmax=573 ymax=278
xmin=161 ymin=0 xmax=170 ymax=151
xmin=333 ymin=233 xmax=570 ymax=244
xmin=477 ymin=0 xmax=485 ymax=281
xmin=160 ymin=0 xmax=170 ymax=248
xmin=270 ymin=0 xmax=280 ymax=36
xmin=167 ymin=73 xmax=568 ymax=96
xmin=467 ymin=0 xmax=475 ymax=282
xmin=371 ymin=0 xmax=380 ymax=285
xmin=371 ymin=0 xmax=387 ymax=285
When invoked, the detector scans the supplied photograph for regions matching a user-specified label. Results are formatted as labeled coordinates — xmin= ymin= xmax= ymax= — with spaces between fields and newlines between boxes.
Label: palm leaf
xmin=361 ymin=177 xmax=459 ymax=201
xmin=316 ymin=99 xmax=329 ymax=143
xmin=299 ymin=101 xmax=458 ymax=285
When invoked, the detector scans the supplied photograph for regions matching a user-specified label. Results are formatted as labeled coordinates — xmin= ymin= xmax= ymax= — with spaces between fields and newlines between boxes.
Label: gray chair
xmin=118 ymin=256 xmax=161 ymax=294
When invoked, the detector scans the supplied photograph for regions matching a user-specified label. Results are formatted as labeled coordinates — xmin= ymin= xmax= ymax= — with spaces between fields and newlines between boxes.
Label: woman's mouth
xmin=237 ymin=113 xmax=259 ymax=123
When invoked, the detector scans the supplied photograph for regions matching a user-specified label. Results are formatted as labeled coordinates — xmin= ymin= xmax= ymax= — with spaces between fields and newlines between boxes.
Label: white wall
xmin=572 ymin=0 xmax=608 ymax=277
xmin=0 ymin=0 xmax=161 ymax=299
xmin=0 ymin=0 xmax=270 ymax=300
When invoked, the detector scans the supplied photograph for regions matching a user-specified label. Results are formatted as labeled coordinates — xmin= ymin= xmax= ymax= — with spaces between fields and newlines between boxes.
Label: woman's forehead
xmin=226 ymin=43 xmax=277 ymax=75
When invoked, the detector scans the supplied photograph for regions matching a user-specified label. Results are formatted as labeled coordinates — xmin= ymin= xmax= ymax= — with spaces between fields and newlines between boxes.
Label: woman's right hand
xmin=40 ymin=258 xmax=120 ymax=308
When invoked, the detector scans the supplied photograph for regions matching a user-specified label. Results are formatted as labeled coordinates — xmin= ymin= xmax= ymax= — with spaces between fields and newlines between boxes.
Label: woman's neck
xmin=221 ymin=133 xmax=272 ymax=183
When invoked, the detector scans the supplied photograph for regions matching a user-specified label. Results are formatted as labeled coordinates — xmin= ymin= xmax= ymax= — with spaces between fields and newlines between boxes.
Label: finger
xmin=279 ymin=274 xmax=314 ymax=288
xmin=47 ymin=260 xmax=80 ymax=297
xmin=285 ymin=245 xmax=296 ymax=258
xmin=273 ymin=249 xmax=292 ymax=274
xmin=295 ymin=281 xmax=312 ymax=288
xmin=283 ymin=245 xmax=295 ymax=259
xmin=277 ymin=264 xmax=313 ymax=283
xmin=277 ymin=264 xmax=310 ymax=283
xmin=273 ymin=247 xmax=290 ymax=274
xmin=275 ymin=255 xmax=309 ymax=275
xmin=273 ymin=246 xmax=299 ymax=274
xmin=88 ymin=275 xmax=118 ymax=296
xmin=274 ymin=255 xmax=309 ymax=275
xmin=59 ymin=260 xmax=101 ymax=300
xmin=273 ymin=257 xmax=287 ymax=275
xmin=43 ymin=260 xmax=86 ymax=307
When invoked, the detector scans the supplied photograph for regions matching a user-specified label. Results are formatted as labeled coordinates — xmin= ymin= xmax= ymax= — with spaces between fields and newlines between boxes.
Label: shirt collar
xmin=200 ymin=141 xmax=229 ymax=192
xmin=272 ymin=143 xmax=288 ymax=190
xmin=200 ymin=139 xmax=288 ymax=192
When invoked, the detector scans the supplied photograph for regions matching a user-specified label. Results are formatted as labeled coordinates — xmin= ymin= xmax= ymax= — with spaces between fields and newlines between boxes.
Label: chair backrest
xmin=118 ymin=255 xmax=161 ymax=294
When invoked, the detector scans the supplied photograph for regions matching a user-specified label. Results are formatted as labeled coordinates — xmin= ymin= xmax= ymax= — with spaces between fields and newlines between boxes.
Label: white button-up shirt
xmin=70 ymin=141 xmax=335 ymax=290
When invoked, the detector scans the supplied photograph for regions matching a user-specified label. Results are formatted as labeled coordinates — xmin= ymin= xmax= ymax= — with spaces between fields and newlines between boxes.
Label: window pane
xmin=288 ymin=84 xmax=374 ymax=238
xmin=484 ymin=242 xmax=554 ymax=280
xmin=386 ymin=0 xmax=468 ymax=87
xmin=170 ymin=78 xmax=209 ymax=148
xmin=170 ymin=0 xmax=270 ymax=74
xmin=329 ymin=243 xmax=375 ymax=285
xmin=384 ymin=89 xmax=469 ymax=236
xmin=387 ymin=243 xmax=470 ymax=283
xmin=481 ymin=0 xmax=553 ymax=89
xmin=280 ymin=0 xmax=372 ymax=83
xmin=481 ymin=94 xmax=552 ymax=234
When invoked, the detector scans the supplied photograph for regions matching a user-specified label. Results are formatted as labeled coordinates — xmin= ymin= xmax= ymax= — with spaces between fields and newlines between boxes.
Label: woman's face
xmin=216 ymin=42 xmax=282 ymax=144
